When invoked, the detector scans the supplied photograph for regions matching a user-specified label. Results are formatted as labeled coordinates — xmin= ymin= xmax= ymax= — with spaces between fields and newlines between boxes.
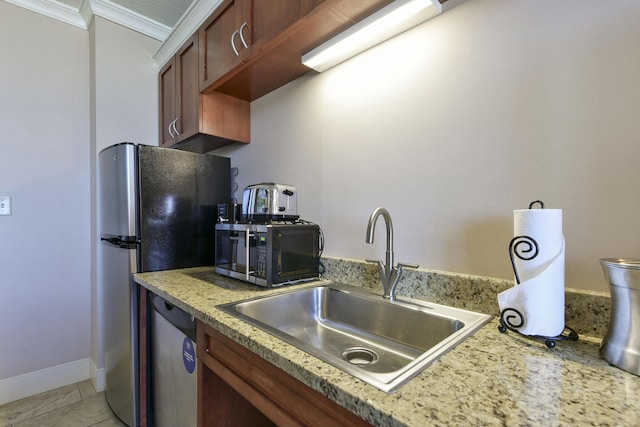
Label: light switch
xmin=0 ymin=196 xmax=11 ymax=215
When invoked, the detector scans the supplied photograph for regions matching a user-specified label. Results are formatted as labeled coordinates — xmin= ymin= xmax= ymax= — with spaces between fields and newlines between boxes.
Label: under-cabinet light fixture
xmin=302 ymin=0 xmax=442 ymax=72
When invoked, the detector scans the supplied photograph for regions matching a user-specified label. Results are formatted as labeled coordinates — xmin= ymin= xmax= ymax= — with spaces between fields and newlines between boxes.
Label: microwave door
xmin=215 ymin=224 xmax=262 ymax=285
xmin=238 ymin=228 xmax=258 ymax=284
xmin=216 ymin=227 xmax=245 ymax=280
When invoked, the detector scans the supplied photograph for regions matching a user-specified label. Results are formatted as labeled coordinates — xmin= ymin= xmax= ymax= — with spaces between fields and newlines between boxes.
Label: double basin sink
xmin=219 ymin=283 xmax=492 ymax=392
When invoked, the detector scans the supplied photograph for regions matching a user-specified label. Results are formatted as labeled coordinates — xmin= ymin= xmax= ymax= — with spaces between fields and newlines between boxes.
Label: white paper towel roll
xmin=498 ymin=208 xmax=565 ymax=337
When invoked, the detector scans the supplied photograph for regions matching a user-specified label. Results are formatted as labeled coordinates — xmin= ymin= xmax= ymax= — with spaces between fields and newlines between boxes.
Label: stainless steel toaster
xmin=241 ymin=183 xmax=298 ymax=223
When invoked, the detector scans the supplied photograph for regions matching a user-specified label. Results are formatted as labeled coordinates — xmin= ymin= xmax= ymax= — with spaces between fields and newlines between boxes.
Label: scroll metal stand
xmin=498 ymin=200 xmax=579 ymax=348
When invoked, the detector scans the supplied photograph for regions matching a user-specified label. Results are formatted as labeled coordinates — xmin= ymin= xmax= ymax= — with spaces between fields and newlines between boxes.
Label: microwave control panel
xmin=255 ymin=235 xmax=267 ymax=279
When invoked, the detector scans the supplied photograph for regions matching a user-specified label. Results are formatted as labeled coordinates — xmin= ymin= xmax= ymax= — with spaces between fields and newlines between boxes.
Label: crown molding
xmin=3 ymin=0 xmax=171 ymax=41
xmin=152 ymin=0 xmax=222 ymax=67
xmin=3 ymin=0 xmax=87 ymax=27
xmin=90 ymin=0 xmax=170 ymax=41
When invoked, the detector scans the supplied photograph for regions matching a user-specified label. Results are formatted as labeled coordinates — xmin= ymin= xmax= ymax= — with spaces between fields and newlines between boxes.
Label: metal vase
xmin=600 ymin=258 xmax=640 ymax=376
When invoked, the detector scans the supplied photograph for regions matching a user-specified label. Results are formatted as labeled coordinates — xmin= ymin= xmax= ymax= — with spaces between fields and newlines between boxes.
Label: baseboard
xmin=0 ymin=358 xmax=91 ymax=406
xmin=90 ymin=358 xmax=106 ymax=393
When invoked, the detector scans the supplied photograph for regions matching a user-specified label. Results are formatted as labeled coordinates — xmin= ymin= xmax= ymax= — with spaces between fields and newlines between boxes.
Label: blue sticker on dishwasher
xmin=183 ymin=337 xmax=196 ymax=374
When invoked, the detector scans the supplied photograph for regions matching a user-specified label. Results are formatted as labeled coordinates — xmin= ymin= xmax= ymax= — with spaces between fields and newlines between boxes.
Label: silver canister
xmin=600 ymin=258 xmax=640 ymax=376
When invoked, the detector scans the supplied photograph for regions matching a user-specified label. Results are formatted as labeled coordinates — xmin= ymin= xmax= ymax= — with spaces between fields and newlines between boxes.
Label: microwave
xmin=214 ymin=223 xmax=320 ymax=287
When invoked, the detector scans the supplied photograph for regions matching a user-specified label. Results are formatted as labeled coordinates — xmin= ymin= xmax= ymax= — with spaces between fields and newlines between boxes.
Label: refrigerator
xmin=98 ymin=143 xmax=230 ymax=427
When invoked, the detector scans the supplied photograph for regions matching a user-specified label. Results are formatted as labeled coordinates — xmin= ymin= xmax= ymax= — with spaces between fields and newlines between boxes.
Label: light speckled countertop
xmin=134 ymin=259 xmax=640 ymax=426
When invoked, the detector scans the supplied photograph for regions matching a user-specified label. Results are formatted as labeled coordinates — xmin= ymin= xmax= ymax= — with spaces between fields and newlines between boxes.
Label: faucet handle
xmin=397 ymin=262 xmax=419 ymax=270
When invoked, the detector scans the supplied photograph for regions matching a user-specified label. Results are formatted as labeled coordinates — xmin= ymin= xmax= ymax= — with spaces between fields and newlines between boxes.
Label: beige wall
xmin=92 ymin=17 xmax=160 ymax=153
xmin=0 ymin=2 xmax=159 ymax=403
xmin=214 ymin=0 xmax=640 ymax=293
xmin=0 ymin=1 xmax=91 ymax=385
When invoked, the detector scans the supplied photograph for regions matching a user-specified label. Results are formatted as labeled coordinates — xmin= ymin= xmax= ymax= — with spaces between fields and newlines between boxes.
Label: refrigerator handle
xmin=101 ymin=236 xmax=139 ymax=249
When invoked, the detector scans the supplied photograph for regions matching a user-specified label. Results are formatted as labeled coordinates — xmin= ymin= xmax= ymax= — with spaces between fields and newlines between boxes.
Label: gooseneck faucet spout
xmin=365 ymin=207 xmax=418 ymax=301
xmin=366 ymin=207 xmax=394 ymax=283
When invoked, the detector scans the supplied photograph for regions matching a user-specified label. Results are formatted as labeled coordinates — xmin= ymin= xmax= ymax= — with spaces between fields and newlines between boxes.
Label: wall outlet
xmin=0 ymin=196 xmax=11 ymax=215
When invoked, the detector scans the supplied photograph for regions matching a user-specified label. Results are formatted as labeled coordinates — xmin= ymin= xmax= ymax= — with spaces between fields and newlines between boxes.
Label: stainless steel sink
xmin=219 ymin=283 xmax=492 ymax=392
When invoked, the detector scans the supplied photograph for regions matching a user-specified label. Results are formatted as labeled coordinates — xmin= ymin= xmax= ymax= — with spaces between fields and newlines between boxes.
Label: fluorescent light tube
xmin=302 ymin=0 xmax=441 ymax=72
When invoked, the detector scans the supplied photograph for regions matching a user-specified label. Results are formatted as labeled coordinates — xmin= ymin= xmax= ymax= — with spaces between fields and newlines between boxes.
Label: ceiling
xmin=3 ymin=0 xmax=196 ymax=41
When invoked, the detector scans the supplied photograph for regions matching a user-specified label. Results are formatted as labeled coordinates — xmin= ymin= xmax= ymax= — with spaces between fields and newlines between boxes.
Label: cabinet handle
xmin=231 ymin=30 xmax=241 ymax=56
xmin=171 ymin=117 xmax=182 ymax=136
xmin=168 ymin=118 xmax=176 ymax=138
xmin=238 ymin=22 xmax=249 ymax=49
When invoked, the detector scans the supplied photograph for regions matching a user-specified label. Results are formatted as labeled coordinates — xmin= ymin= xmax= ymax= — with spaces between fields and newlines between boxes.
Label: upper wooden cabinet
xmin=159 ymin=34 xmax=200 ymax=147
xmin=198 ymin=0 xmax=242 ymax=91
xmin=158 ymin=59 xmax=175 ymax=147
xmin=200 ymin=0 xmax=392 ymax=101
xmin=199 ymin=0 xmax=318 ymax=92
xmin=159 ymin=33 xmax=250 ymax=152
xmin=158 ymin=0 xmax=393 ymax=149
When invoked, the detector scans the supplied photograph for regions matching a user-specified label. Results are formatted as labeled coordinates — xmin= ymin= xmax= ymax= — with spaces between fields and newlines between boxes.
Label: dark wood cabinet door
xmin=158 ymin=58 xmax=176 ymax=147
xmin=175 ymin=34 xmax=200 ymax=143
xmin=199 ymin=0 xmax=243 ymax=91
xmin=241 ymin=0 xmax=310 ymax=60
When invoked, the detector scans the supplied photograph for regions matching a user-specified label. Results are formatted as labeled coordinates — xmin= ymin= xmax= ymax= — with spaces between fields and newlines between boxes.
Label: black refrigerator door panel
xmin=137 ymin=145 xmax=230 ymax=272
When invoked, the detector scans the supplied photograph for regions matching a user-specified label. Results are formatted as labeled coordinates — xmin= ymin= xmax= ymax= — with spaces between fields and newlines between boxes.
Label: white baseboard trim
xmin=0 ymin=358 xmax=91 ymax=406
xmin=90 ymin=358 xmax=105 ymax=393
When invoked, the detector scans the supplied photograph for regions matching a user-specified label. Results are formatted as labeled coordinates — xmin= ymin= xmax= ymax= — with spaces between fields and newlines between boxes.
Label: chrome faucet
xmin=365 ymin=207 xmax=418 ymax=301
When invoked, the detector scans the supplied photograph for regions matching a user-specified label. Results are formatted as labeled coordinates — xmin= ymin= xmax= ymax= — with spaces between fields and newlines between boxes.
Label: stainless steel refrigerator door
xmin=101 ymin=242 xmax=139 ymax=427
xmin=99 ymin=143 xmax=137 ymax=239
xmin=99 ymin=143 xmax=139 ymax=426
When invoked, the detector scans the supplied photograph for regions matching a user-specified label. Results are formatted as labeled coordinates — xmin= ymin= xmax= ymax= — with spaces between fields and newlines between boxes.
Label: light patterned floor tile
xmin=90 ymin=416 xmax=126 ymax=427
xmin=0 ymin=382 xmax=127 ymax=427
xmin=77 ymin=381 xmax=98 ymax=401
xmin=12 ymin=393 xmax=112 ymax=427
xmin=0 ymin=384 xmax=80 ymax=426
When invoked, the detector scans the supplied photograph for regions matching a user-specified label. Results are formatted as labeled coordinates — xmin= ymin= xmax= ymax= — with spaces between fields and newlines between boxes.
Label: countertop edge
xmin=134 ymin=266 xmax=640 ymax=427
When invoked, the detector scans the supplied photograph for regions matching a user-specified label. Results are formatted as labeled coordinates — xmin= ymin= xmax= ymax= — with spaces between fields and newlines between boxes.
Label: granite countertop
xmin=134 ymin=265 xmax=640 ymax=426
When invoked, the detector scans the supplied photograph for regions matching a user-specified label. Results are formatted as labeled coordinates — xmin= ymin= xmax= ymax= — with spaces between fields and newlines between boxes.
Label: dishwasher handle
xmin=150 ymin=293 xmax=196 ymax=340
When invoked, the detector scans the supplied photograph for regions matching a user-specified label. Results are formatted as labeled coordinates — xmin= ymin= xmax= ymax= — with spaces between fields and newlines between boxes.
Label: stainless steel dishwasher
xmin=150 ymin=293 xmax=197 ymax=427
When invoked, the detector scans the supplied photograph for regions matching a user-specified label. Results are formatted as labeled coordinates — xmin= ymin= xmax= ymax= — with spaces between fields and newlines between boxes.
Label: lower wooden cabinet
xmin=196 ymin=320 xmax=371 ymax=427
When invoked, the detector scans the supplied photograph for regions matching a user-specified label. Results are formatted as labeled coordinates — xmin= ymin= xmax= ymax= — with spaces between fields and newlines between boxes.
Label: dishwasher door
xmin=151 ymin=294 xmax=197 ymax=427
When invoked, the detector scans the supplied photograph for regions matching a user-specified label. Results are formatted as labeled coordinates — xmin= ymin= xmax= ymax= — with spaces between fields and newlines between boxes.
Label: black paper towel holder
xmin=498 ymin=200 xmax=579 ymax=348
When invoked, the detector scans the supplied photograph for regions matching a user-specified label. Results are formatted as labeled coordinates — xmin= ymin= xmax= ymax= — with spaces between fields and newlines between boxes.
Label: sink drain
xmin=341 ymin=347 xmax=379 ymax=366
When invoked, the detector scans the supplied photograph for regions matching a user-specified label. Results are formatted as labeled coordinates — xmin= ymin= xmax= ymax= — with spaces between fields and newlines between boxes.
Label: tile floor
xmin=0 ymin=381 xmax=125 ymax=427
